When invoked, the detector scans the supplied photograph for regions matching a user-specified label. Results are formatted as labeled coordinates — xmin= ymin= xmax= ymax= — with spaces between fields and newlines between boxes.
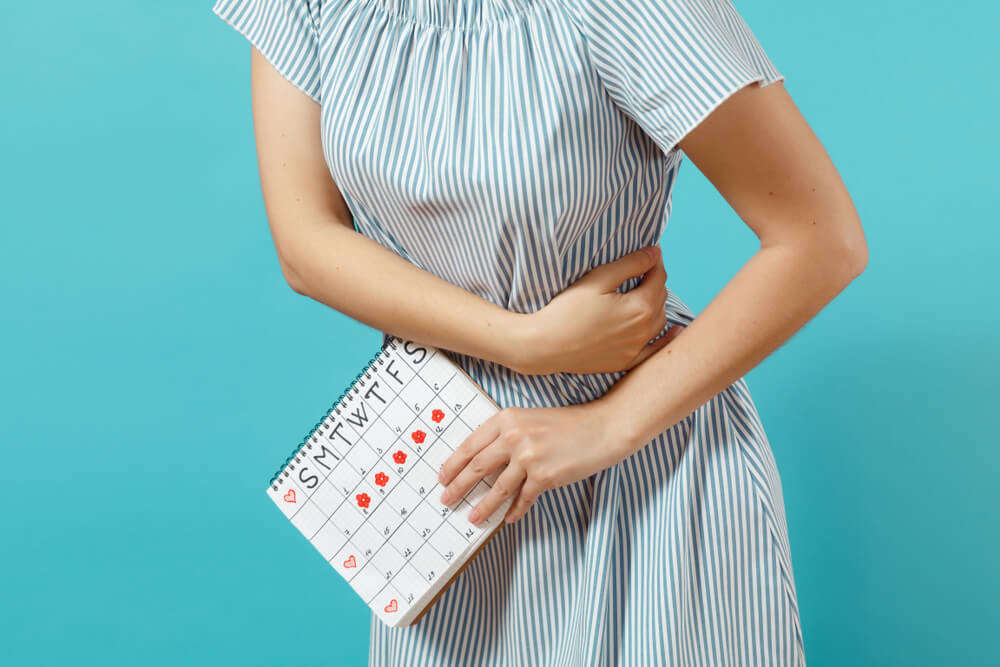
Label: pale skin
xmin=247 ymin=48 xmax=677 ymax=377
xmin=245 ymin=47 xmax=868 ymax=525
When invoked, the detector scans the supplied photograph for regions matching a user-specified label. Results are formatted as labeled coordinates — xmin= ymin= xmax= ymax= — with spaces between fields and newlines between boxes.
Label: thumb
xmin=583 ymin=245 xmax=660 ymax=292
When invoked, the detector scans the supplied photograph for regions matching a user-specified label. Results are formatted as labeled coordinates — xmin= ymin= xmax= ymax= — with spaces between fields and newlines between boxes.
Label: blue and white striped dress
xmin=212 ymin=0 xmax=806 ymax=664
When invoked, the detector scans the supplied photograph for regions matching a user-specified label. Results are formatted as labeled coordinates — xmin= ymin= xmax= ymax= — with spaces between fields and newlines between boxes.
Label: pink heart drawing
xmin=384 ymin=599 xmax=398 ymax=613
xmin=343 ymin=555 xmax=357 ymax=569
xmin=283 ymin=489 xmax=296 ymax=503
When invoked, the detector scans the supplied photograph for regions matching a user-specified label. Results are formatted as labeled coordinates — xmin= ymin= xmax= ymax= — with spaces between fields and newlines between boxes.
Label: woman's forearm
xmin=282 ymin=219 xmax=532 ymax=367
xmin=596 ymin=238 xmax=866 ymax=455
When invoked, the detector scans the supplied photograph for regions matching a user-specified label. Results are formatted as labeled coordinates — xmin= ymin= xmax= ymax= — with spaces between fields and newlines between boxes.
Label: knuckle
xmin=494 ymin=482 xmax=517 ymax=498
xmin=634 ymin=306 xmax=656 ymax=331
xmin=468 ymin=454 xmax=488 ymax=476
xmin=504 ymin=421 xmax=525 ymax=442
xmin=533 ymin=468 xmax=554 ymax=487
xmin=452 ymin=440 xmax=470 ymax=458
xmin=497 ymin=406 xmax=518 ymax=425
xmin=627 ymin=298 xmax=648 ymax=322
xmin=635 ymin=300 xmax=654 ymax=322
xmin=515 ymin=445 xmax=538 ymax=466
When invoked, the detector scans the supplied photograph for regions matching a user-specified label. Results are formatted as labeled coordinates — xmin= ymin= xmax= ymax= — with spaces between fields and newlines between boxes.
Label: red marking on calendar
xmin=283 ymin=489 xmax=296 ymax=503
xmin=431 ymin=409 xmax=444 ymax=423
xmin=411 ymin=430 xmax=426 ymax=444
xmin=356 ymin=493 xmax=371 ymax=508
xmin=374 ymin=471 xmax=389 ymax=487
xmin=343 ymin=555 xmax=356 ymax=568
xmin=393 ymin=450 xmax=408 ymax=464
xmin=384 ymin=599 xmax=398 ymax=613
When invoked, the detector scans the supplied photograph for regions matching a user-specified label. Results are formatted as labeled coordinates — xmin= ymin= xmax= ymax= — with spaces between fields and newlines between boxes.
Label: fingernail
xmin=439 ymin=491 xmax=450 ymax=504
xmin=645 ymin=246 xmax=658 ymax=261
xmin=467 ymin=509 xmax=480 ymax=523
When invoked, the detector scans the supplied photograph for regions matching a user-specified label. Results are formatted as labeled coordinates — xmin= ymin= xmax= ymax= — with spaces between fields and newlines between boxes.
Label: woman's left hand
xmin=436 ymin=400 xmax=629 ymax=525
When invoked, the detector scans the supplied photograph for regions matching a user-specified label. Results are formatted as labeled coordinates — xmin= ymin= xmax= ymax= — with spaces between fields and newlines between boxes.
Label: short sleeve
xmin=212 ymin=0 xmax=323 ymax=104
xmin=561 ymin=0 xmax=785 ymax=156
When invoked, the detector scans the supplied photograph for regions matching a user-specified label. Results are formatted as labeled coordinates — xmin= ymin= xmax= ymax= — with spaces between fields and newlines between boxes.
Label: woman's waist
xmin=435 ymin=291 xmax=695 ymax=409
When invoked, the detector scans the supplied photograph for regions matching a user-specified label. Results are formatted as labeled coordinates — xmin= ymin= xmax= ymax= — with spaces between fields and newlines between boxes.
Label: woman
xmin=213 ymin=0 xmax=866 ymax=664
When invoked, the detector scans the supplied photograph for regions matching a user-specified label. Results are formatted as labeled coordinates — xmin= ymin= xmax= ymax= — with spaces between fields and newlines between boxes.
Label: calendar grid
xmin=327 ymin=374 xmax=491 ymax=601
xmin=267 ymin=338 xmax=506 ymax=624
xmin=296 ymin=346 xmax=452 ymax=524
xmin=282 ymin=343 xmax=441 ymax=510
xmin=339 ymin=349 xmax=484 ymax=603
xmin=288 ymin=345 xmax=497 ymax=605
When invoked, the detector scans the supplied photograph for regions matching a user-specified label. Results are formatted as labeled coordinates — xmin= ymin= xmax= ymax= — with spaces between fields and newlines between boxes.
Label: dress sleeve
xmin=211 ymin=0 xmax=323 ymax=104
xmin=563 ymin=0 xmax=785 ymax=156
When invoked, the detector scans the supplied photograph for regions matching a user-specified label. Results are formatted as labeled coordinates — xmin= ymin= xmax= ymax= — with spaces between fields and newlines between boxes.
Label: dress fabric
xmin=212 ymin=0 xmax=806 ymax=664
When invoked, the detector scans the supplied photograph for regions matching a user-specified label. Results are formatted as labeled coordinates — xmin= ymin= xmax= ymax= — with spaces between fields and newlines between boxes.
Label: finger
xmin=581 ymin=246 xmax=659 ymax=293
xmin=438 ymin=412 xmax=502 ymax=486
xmin=503 ymin=476 xmax=546 ymax=524
xmin=648 ymin=299 xmax=669 ymax=339
xmin=439 ymin=446 xmax=509 ymax=506
xmin=629 ymin=258 xmax=667 ymax=308
xmin=468 ymin=464 xmax=526 ymax=525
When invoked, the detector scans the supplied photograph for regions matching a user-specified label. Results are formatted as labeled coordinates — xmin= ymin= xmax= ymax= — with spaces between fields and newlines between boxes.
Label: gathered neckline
xmin=354 ymin=0 xmax=552 ymax=33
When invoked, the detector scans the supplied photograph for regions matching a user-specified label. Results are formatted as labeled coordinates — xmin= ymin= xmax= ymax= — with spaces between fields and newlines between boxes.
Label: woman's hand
xmin=510 ymin=246 xmax=680 ymax=376
xmin=436 ymin=400 xmax=631 ymax=525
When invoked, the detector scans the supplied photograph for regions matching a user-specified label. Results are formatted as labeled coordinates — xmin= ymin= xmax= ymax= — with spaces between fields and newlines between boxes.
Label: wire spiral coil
xmin=269 ymin=334 xmax=400 ymax=489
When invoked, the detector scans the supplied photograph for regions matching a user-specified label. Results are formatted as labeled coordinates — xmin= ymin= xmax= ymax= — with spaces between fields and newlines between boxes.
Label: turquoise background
xmin=2 ymin=1 xmax=996 ymax=665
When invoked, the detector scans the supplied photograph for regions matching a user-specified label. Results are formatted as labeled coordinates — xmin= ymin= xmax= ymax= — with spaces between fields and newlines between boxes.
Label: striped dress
xmin=212 ymin=0 xmax=806 ymax=664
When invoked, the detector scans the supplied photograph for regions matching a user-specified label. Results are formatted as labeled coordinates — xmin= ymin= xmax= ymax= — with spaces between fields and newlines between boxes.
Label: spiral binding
xmin=269 ymin=333 xmax=400 ymax=489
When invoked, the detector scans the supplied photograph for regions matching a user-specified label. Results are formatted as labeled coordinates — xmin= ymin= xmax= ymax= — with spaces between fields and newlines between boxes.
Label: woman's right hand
xmin=511 ymin=246 xmax=685 ymax=375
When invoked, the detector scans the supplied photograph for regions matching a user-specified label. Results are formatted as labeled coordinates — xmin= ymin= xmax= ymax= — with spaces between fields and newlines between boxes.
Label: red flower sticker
xmin=411 ymin=430 xmax=426 ymax=444
xmin=356 ymin=492 xmax=371 ymax=508
xmin=392 ymin=450 xmax=407 ymax=464
xmin=431 ymin=409 xmax=445 ymax=423
xmin=374 ymin=471 xmax=389 ymax=487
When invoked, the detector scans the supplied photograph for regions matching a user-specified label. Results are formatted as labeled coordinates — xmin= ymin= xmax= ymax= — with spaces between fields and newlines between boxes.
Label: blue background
xmin=2 ymin=1 xmax=996 ymax=665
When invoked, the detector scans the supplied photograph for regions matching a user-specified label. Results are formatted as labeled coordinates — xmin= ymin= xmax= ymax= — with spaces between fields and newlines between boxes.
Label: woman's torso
xmin=316 ymin=0 xmax=694 ymax=408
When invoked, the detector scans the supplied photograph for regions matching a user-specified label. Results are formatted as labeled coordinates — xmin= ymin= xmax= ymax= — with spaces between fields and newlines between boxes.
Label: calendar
xmin=266 ymin=335 xmax=514 ymax=627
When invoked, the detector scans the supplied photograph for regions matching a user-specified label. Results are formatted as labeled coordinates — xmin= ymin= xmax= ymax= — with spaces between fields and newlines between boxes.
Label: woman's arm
xmin=437 ymin=80 xmax=868 ymax=525
xmin=246 ymin=48 xmax=535 ymax=367
xmin=245 ymin=48 xmax=674 ymax=374
xmin=600 ymin=80 xmax=868 ymax=455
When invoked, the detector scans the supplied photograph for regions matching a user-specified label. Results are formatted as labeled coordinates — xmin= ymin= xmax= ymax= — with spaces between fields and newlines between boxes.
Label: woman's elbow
xmin=848 ymin=241 xmax=868 ymax=279
xmin=814 ymin=208 xmax=868 ymax=282
xmin=840 ymin=223 xmax=869 ymax=280
xmin=279 ymin=256 xmax=309 ymax=294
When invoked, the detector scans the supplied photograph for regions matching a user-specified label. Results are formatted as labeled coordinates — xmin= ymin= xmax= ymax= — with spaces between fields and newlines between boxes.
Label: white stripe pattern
xmin=213 ymin=0 xmax=804 ymax=664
